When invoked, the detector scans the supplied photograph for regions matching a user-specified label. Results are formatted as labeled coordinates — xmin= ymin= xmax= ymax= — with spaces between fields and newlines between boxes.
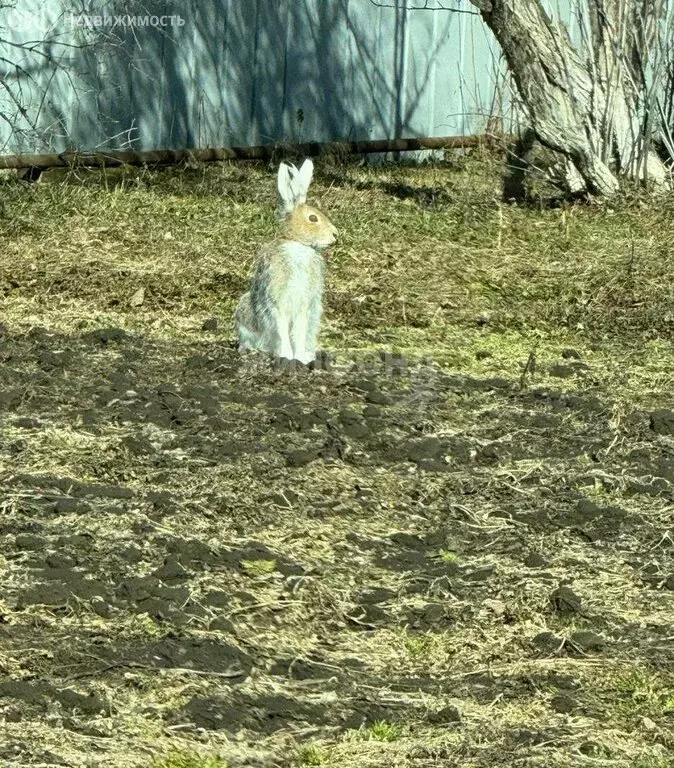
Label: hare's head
xmin=276 ymin=158 xmax=338 ymax=249
xmin=284 ymin=203 xmax=338 ymax=250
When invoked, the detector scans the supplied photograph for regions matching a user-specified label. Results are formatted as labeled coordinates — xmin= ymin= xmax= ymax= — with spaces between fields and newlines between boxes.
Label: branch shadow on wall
xmin=8 ymin=0 xmax=447 ymax=164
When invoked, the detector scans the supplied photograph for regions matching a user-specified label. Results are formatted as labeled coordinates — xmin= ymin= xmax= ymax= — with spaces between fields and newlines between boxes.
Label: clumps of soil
xmin=1 ymin=325 xmax=673 ymax=766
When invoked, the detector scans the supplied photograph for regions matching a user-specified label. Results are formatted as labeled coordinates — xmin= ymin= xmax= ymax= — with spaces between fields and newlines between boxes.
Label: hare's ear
xmin=277 ymin=161 xmax=297 ymax=215
xmin=294 ymin=158 xmax=314 ymax=203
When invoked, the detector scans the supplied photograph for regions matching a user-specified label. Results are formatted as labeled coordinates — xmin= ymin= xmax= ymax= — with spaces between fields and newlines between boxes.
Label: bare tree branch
xmin=369 ymin=0 xmax=480 ymax=15
xmin=0 ymin=0 xmax=118 ymax=152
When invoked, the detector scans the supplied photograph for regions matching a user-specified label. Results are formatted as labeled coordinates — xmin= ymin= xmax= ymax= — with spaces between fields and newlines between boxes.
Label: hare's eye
xmin=309 ymin=214 xmax=319 ymax=223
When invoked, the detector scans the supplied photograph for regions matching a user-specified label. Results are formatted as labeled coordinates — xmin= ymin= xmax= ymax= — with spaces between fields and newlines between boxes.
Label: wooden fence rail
xmin=0 ymin=135 xmax=499 ymax=171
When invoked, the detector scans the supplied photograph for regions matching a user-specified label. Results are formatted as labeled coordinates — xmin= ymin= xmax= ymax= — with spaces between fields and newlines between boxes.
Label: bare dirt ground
xmin=1 ymin=155 xmax=673 ymax=768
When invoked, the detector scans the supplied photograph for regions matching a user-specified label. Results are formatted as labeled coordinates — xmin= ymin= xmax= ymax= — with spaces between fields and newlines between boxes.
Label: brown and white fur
xmin=234 ymin=159 xmax=338 ymax=364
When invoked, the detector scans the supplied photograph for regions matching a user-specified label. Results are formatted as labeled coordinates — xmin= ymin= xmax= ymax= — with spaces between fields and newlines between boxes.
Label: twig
xmin=368 ymin=0 xmax=480 ymax=14
xmin=519 ymin=342 xmax=539 ymax=390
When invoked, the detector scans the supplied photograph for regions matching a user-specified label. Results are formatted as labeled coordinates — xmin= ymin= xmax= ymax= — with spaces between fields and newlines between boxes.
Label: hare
xmin=235 ymin=159 xmax=338 ymax=364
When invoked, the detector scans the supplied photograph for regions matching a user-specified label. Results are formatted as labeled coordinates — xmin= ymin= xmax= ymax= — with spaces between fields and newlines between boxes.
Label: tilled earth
xmin=1 ymin=322 xmax=673 ymax=767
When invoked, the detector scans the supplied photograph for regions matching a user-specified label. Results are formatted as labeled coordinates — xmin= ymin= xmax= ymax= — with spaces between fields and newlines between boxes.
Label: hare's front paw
xmin=275 ymin=344 xmax=292 ymax=360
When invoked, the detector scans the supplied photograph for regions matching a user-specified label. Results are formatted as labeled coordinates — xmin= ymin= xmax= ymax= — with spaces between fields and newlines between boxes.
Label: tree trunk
xmin=470 ymin=0 xmax=671 ymax=195
xmin=587 ymin=0 xmax=669 ymax=185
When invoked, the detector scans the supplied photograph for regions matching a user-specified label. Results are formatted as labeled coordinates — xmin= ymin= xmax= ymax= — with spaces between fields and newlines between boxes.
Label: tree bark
xmin=587 ymin=0 xmax=669 ymax=185
xmin=470 ymin=0 xmax=671 ymax=195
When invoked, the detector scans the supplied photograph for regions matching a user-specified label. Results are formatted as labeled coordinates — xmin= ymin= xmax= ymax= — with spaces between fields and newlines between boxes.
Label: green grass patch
xmin=150 ymin=751 xmax=228 ymax=768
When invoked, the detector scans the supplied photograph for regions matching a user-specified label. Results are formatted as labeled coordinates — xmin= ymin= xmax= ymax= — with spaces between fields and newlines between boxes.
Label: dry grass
xmin=0 ymin=152 xmax=673 ymax=768
xmin=2 ymin=152 xmax=673 ymax=396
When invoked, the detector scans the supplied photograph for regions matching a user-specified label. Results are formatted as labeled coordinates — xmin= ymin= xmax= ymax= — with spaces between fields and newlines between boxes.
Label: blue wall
xmin=0 ymin=0 xmax=578 ymax=154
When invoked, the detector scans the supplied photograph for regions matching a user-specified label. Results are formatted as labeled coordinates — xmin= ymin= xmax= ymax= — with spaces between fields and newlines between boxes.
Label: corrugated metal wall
xmin=0 ymin=0 xmax=577 ymax=154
